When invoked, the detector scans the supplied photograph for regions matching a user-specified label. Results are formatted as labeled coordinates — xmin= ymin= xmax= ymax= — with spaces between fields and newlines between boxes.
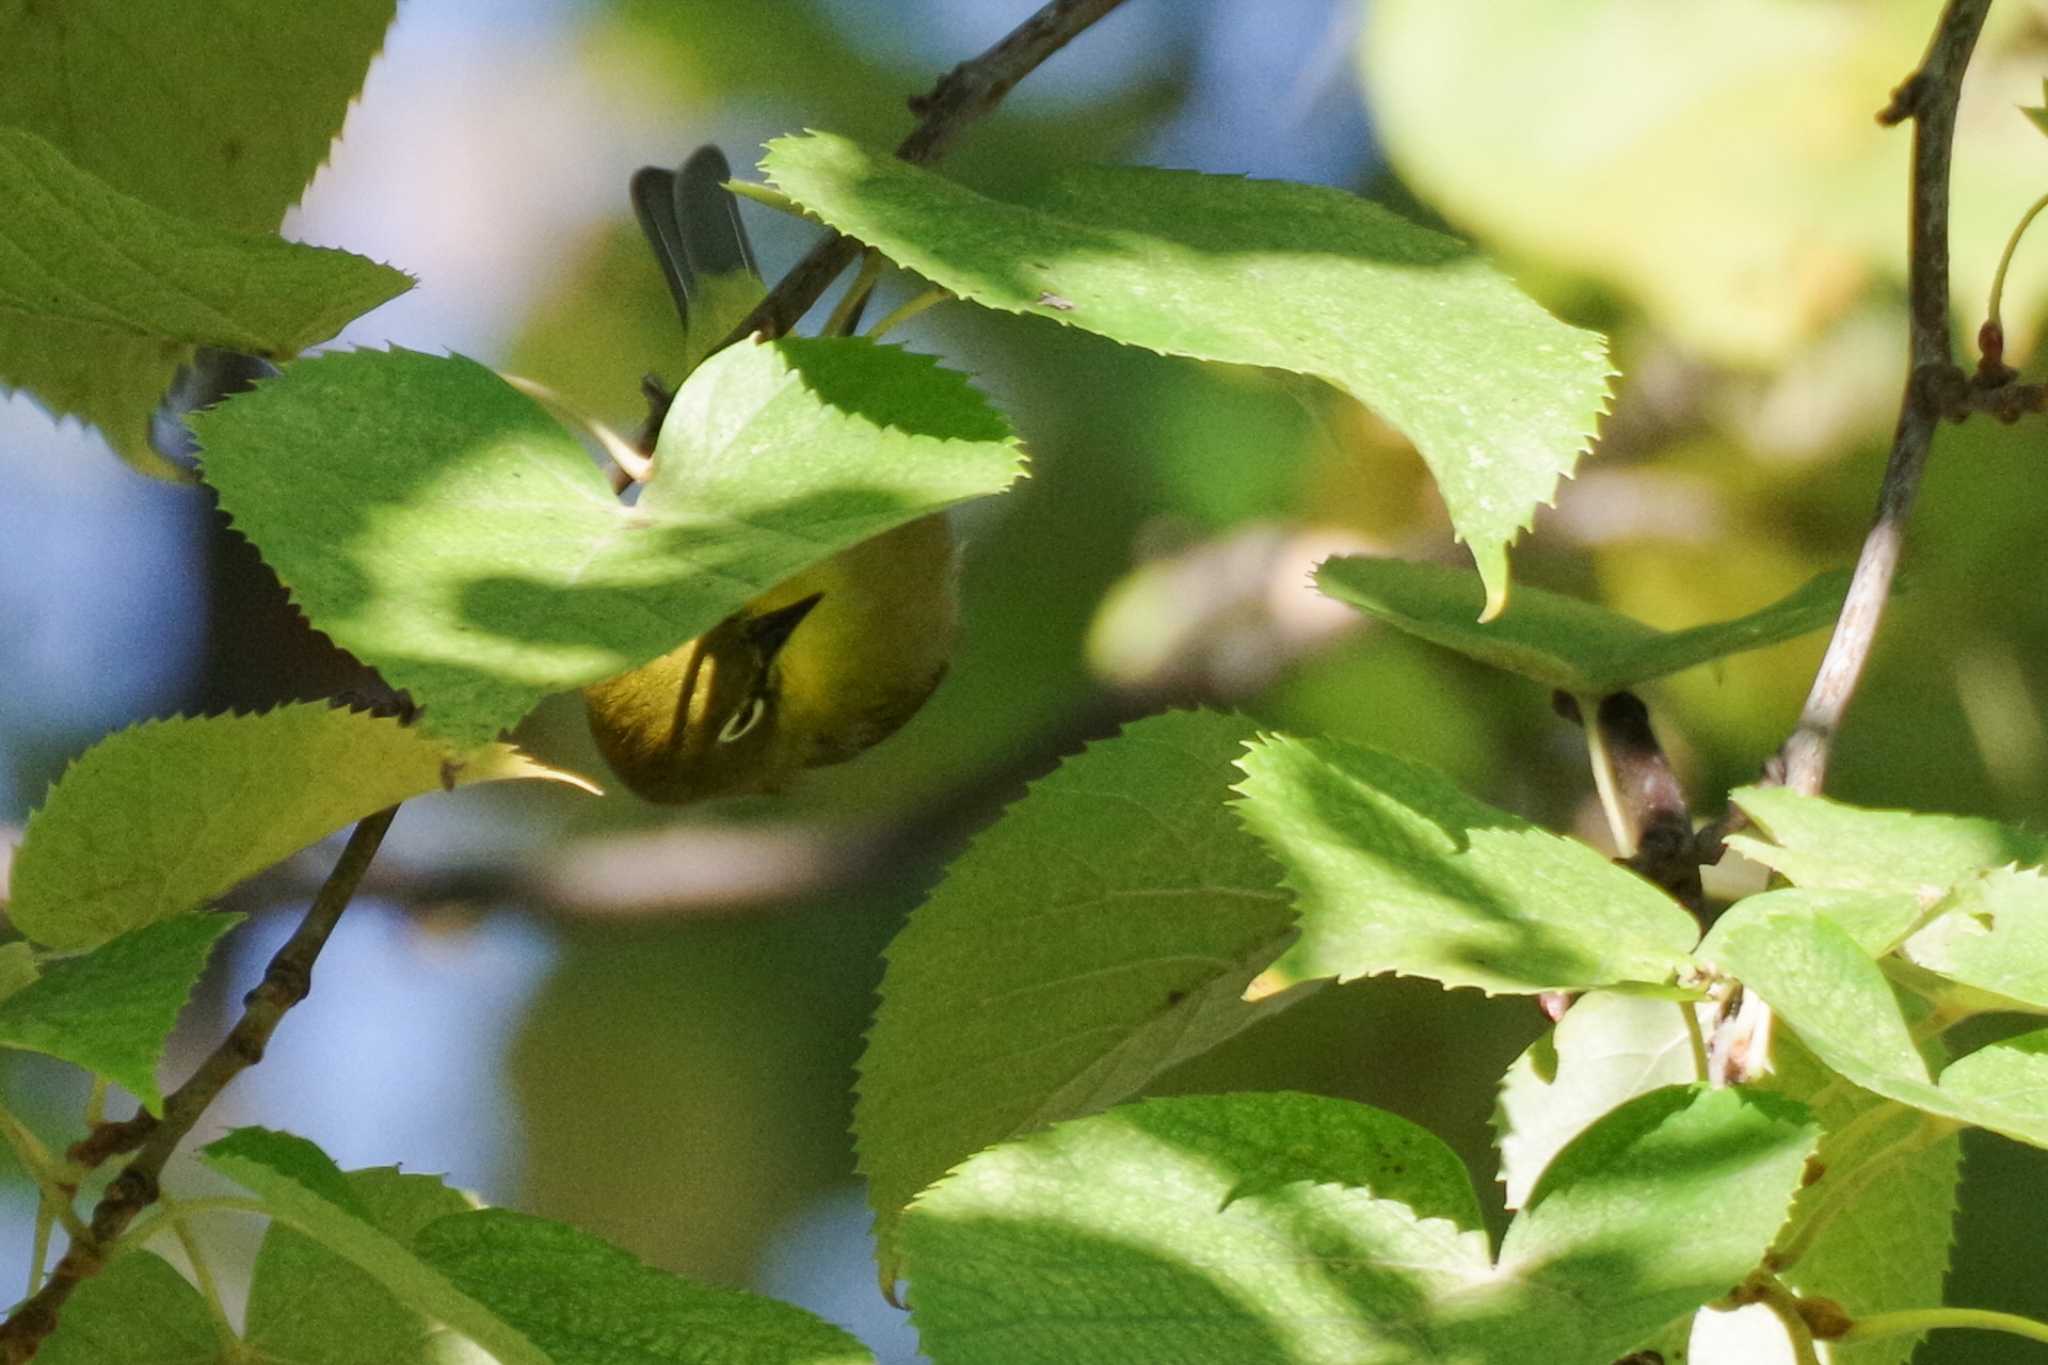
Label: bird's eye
xmin=717 ymin=695 xmax=768 ymax=744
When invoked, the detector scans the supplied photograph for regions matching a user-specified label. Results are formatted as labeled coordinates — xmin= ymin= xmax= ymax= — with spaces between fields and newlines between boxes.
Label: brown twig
xmin=1776 ymin=0 xmax=1992 ymax=796
xmin=717 ymin=0 xmax=1132 ymax=349
xmin=0 ymin=808 xmax=398 ymax=1362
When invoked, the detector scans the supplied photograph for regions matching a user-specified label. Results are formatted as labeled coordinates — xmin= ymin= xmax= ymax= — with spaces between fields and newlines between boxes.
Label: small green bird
xmin=582 ymin=148 xmax=957 ymax=803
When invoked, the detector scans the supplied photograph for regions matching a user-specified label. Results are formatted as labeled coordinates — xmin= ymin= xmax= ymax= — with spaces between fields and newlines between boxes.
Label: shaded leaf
xmin=0 ymin=129 xmax=409 ymax=357
xmin=0 ymin=1 xmax=398 ymax=464
xmin=858 ymin=710 xmax=1302 ymax=1276
xmin=415 ymin=1209 xmax=874 ymax=1365
xmin=35 ymin=1251 xmax=221 ymax=1365
xmin=1234 ymin=731 xmax=1699 ymax=994
xmin=1495 ymin=990 xmax=1701 ymax=1209
xmin=194 ymin=343 xmax=1022 ymax=743
xmin=902 ymin=1088 xmax=1814 ymax=1365
xmin=763 ymin=132 xmax=1611 ymax=611
xmin=1318 ymin=557 xmax=1847 ymax=692
xmin=8 ymin=703 xmax=594 ymax=951
xmin=203 ymin=1129 xmax=546 ymax=1365
xmin=246 ymin=1167 xmax=477 ymax=1365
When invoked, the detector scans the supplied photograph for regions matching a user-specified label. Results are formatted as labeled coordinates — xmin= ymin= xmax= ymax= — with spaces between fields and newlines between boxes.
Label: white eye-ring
xmin=717 ymin=695 xmax=768 ymax=744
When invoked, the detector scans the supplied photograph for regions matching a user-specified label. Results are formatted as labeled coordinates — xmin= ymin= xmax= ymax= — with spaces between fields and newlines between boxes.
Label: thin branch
xmin=0 ymin=807 xmax=398 ymax=1362
xmin=1777 ymin=0 xmax=1991 ymax=795
xmin=717 ymin=0 xmax=1132 ymax=348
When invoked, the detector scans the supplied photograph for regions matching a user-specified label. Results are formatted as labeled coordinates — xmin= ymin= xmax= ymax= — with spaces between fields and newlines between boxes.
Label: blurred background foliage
xmin=4 ymin=1 xmax=2048 ymax=1360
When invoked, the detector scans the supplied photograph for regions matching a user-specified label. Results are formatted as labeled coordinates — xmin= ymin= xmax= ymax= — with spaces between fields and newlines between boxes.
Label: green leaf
xmin=1730 ymin=887 xmax=1928 ymax=958
xmin=0 ymin=3 xmax=398 ymax=467
xmin=1499 ymin=1085 xmax=1817 ymax=1357
xmin=194 ymin=343 xmax=1023 ymax=743
xmin=0 ymin=913 xmax=240 ymax=1112
xmin=1317 ymin=557 xmax=1848 ymax=692
xmin=35 ymin=1251 xmax=222 ymax=1365
xmin=0 ymin=2 xmax=395 ymax=234
xmin=1701 ymin=904 xmax=2048 ymax=1147
xmin=762 ymin=132 xmax=1611 ymax=612
xmin=1752 ymin=1033 xmax=1960 ymax=1365
xmin=414 ymin=1209 xmax=875 ymax=1365
xmin=8 ymin=703 xmax=593 ymax=951
xmin=1898 ymin=867 xmax=2048 ymax=1014
xmin=901 ymin=1088 xmax=1815 ymax=1365
xmin=1233 ymin=731 xmax=1700 ymax=994
xmin=0 ymin=129 xmax=409 ymax=461
xmin=1495 ymin=990 xmax=1701 ymax=1208
xmin=201 ymin=1128 xmax=548 ymax=1365
xmin=0 ymin=128 xmax=410 ymax=355
xmin=857 ymin=710 xmax=1303 ymax=1276
xmin=246 ymin=1167 xmax=476 ymax=1365
xmin=0 ymin=943 xmax=40 ymax=1004
xmin=1728 ymin=786 xmax=2048 ymax=895
xmin=1495 ymin=998 xmax=1955 ymax=1365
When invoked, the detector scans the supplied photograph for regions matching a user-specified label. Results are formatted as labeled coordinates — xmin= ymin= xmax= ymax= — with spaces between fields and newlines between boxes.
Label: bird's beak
xmin=746 ymin=592 xmax=824 ymax=660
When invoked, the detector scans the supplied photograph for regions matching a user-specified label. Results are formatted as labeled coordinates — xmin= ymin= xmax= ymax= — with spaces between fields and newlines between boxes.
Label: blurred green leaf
xmin=902 ymin=1087 xmax=1815 ymax=1365
xmin=8 ymin=703 xmax=593 ymax=951
xmin=763 ymin=131 xmax=1611 ymax=611
xmin=858 ymin=709 xmax=1304 ymax=1277
xmin=415 ymin=1209 xmax=874 ymax=1365
xmin=1362 ymin=1 xmax=2048 ymax=362
xmin=203 ymin=1128 xmax=548 ymax=1365
xmin=1234 ymin=732 xmax=1700 ymax=994
xmin=194 ymin=343 xmax=1022 ymax=744
xmin=1319 ymin=557 xmax=1848 ymax=690
xmin=35 ymin=1251 xmax=220 ymax=1365
xmin=0 ymin=913 xmax=240 ymax=1112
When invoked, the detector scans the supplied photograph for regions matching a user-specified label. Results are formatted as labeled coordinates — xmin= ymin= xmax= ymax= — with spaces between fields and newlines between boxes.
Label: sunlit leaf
xmin=1235 ymin=731 xmax=1700 ymax=994
xmin=1728 ymin=787 xmax=2048 ymax=895
xmin=763 ymin=131 xmax=1611 ymax=611
xmin=194 ymin=343 xmax=1022 ymax=743
xmin=1702 ymin=903 xmax=2048 ymax=1148
xmin=1901 ymin=867 xmax=2048 ymax=1014
xmin=1495 ymin=990 xmax=1700 ymax=1209
xmin=8 ymin=703 xmax=595 ymax=951
xmin=902 ymin=1088 xmax=1814 ymax=1365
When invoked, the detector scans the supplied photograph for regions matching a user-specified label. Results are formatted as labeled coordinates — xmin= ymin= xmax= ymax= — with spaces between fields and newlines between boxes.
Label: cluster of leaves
xmin=7 ymin=2 xmax=2047 ymax=1362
